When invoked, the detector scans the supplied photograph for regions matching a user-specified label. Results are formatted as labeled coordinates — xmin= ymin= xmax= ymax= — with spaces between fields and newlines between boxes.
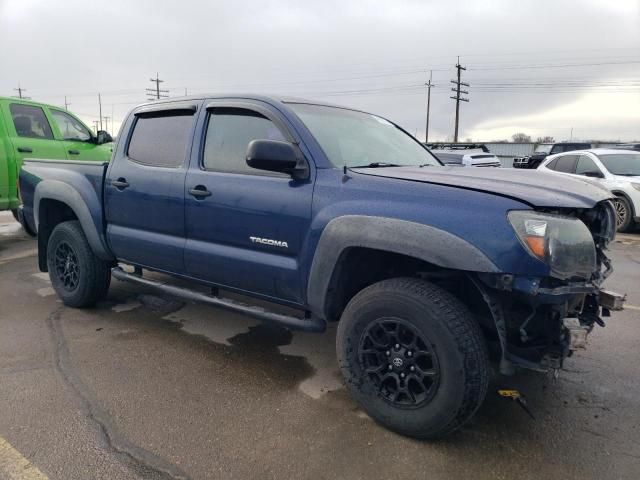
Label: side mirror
xmin=95 ymin=130 xmax=113 ymax=145
xmin=246 ymin=139 xmax=308 ymax=179
xmin=583 ymin=170 xmax=604 ymax=178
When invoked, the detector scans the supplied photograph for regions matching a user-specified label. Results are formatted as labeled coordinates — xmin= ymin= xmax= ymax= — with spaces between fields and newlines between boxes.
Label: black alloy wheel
xmin=359 ymin=317 xmax=440 ymax=407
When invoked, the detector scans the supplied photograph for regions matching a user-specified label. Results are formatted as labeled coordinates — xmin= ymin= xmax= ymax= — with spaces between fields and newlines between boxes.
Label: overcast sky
xmin=1 ymin=0 xmax=638 ymax=141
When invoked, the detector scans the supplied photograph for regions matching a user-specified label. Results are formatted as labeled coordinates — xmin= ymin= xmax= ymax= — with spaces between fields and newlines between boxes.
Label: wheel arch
xmin=35 ymin=180 xmax=113 ymax=271
xmin=306 ymin=215 xmax=499 ymax=321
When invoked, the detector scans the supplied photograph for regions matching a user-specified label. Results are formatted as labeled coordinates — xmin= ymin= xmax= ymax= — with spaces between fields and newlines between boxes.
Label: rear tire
xmin=46 ymin=220 xmax=111 ymax=307
xmin=11 ymin=208 xmax=19 ymax=222
xmin=337 ymin=278 xmax=489 ymax=439
xmin=613 ymin=195 xmax=634 ymax=233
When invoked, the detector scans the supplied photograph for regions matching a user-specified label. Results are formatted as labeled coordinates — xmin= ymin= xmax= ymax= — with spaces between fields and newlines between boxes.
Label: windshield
xmin=289 ymin=103 xmax=441 ymax=168
xmin=597 ymin=153 xmax=640 ymax=176
xmin=535 ymin=144 xmax=552 ymax=154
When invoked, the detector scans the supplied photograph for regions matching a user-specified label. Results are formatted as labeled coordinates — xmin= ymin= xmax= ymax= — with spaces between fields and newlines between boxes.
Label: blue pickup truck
xmin=18 ymin=95 xmax=624 ymax=439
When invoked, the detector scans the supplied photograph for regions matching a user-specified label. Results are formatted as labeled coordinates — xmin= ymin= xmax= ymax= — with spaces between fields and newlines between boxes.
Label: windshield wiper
xmin=350 ymin=162 xmax=401 ymax=168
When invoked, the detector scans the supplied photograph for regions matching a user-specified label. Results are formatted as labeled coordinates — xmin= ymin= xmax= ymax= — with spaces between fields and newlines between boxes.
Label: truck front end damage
xmin=474 ymin=200 xmax=625 ymax=375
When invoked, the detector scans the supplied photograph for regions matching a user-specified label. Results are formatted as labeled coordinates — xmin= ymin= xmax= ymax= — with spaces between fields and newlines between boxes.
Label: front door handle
xmin=68 ymin=149 xmax=80 ymax=155
xmin=189 ymin=186 xmax=212 ymax=198
xmin=17 ymin=147 xmax=33 ymax=153
xmin=111 ymin=178 xmax=129 ymax=190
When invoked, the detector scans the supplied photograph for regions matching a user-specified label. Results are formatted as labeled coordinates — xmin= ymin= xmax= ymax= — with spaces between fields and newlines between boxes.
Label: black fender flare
xmin=306 ymin=215 xmax=499 ymax=319
xmin=34 ymin=180 xmax=114 ymax=261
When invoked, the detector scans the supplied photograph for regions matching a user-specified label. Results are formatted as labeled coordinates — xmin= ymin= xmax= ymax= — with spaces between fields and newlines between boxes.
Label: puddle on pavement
xmin=161 ymin=300 xmax=344 ymax=399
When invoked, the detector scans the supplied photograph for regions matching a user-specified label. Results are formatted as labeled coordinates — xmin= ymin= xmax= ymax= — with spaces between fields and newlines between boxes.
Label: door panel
xmin=5 ymin=103 xmax=66 ymax=166
xmin=105 ymin=107 xmax=198 ymax=273
xmin=105 ymin=160 xmax=187 ymax=272
xmin=184 ymin=104 xmax=313 ymax=303
xmin=185 ymin=170 xmax=311 ymax=300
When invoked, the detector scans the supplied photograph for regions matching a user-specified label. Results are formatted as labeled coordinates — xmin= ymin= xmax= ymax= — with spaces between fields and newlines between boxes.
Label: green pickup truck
xmin=0 ymin=97 xmax=113 ymax=223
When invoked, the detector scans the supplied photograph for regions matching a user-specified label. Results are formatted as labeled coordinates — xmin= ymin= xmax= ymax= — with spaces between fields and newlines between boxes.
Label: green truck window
xmin=9 ymin=104 xmax=54 ymax=140
xmin=51 ymin=110 xmax=92 ymax=141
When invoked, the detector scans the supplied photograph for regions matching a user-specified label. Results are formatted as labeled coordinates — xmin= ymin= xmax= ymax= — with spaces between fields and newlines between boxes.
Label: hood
xmin=529 ymin=153 xmax=548 ymax=160
xmin=355 ymin=166 xmax=613 ymax=208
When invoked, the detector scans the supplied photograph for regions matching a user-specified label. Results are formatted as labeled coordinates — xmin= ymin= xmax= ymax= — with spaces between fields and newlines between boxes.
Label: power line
xmin=146 ymin=73 xmax=169 ymax=100
xmin=450 ymin=57 xmax=469 ymax=143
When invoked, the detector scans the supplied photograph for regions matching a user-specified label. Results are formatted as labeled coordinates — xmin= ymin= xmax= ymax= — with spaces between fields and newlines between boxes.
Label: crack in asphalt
xmin=46 ymin=307 xmax=191 ymax=480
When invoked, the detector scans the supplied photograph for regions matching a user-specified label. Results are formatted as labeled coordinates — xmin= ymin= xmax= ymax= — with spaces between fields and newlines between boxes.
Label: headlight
xmin=631 ymin=183 xmax=640 ymax=192
xmin=508 ymin=211 xmax=596 ymax=280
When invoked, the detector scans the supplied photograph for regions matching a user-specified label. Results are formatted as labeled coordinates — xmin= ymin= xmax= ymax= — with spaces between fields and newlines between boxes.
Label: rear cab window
xmin=127 ymin=112 xmax=195 ymax=168
xmin=9 ymin=104 xmax=54 ymax=140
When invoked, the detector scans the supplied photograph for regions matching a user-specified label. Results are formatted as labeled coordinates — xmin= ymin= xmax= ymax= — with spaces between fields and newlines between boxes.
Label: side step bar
xmin=111 ymin=267 xmax=326 ymax=333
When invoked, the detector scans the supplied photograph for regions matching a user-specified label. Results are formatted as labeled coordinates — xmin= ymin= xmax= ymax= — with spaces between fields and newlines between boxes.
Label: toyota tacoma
xmin=18 ymin=95 xmax=624 ymax=439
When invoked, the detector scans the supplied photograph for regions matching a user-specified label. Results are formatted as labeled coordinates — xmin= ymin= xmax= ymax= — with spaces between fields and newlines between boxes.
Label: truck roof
xmin=0 ymin=96 xmax=67 ymax=110
xmin=131 ymin=94 xmax=352 ymax=111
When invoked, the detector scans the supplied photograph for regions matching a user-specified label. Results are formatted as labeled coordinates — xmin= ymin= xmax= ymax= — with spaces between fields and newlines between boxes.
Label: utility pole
xmin=146 ymin=73 xmax=169 ymax=100
xmin=103 ymin=116 xmax=111 ymax=133
xmin=13 ymin=84 xmax=29 ymax=99
xmin=450 ymin=57 xmax=469 ymax=143
xmin=98 ymin=93 xmax=103 ymax=131
xmin=92 ymin=120 xmax=99 ymax=133
xmin=425 ymin=70 xmax=435 ymax=143
xmin=64 ymin=96 xmax=71 ymax=110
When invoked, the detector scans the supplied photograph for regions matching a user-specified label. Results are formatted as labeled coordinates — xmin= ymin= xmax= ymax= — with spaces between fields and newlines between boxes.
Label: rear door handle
xmin=17 ymin=147 xmax=33 ymax=153
xmin=68 ymin=149 xmax=80 ymax=155
xmin=111 ymin=178 xmax=129 ymax=190
xmin=189 ymin=186 xmax=212 ymax=198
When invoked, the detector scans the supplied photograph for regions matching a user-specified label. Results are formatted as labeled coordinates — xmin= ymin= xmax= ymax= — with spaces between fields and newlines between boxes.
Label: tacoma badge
xmin=250 ymin=236 xmax=289 ymax=248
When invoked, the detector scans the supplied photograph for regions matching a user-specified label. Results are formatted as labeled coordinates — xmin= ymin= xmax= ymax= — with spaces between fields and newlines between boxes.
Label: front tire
xmin=613 ymin=195 xmax=634 ymax=232
xmin=46 ymin=221 xmax=111 ymax=307
xmin=337 ymin=278 xmax=489 ymax=439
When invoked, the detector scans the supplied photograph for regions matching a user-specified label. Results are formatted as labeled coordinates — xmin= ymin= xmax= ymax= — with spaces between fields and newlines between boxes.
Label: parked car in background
xmin=430 ymin=148 xmax=501 ymax=167
xmin=538 ymin=148 xmax=640 ymax=232
xmin=0 ymin=97 xmax=113 ymax=225
xmin=18 ymin=94 xmax=624 ymax=439
xmin=613 ymin=143 xmax=640 ymax=152
xmin=513 ymin=142 xmax=591 ymax=169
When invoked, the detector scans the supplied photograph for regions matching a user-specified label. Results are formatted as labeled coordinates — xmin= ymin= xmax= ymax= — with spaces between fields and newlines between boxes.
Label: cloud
xmin=0 ymin=0 xmax=638 ymax=140
xmin=469 ymin=90 xmax=640 ymax=141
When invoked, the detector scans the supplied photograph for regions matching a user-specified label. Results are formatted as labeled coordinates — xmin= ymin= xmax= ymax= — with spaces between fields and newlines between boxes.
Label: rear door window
xmin=9 ymin=104 xmax=54 ymax=140
xmin=127 ymin=113 xmax=195 ymax=168
xmin=554 ymin=155 xmax=578 ymax=173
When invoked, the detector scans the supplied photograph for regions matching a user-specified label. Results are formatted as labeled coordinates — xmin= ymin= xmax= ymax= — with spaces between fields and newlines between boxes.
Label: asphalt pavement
xmin=1 ymin=211 xmax=639 ymax=480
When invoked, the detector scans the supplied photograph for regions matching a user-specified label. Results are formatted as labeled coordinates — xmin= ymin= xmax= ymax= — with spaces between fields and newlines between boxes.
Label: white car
xmin=538 ymin=148 xmax=640 ymax=232
xmin=431 ymin=149 xmax=501 ymax=167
